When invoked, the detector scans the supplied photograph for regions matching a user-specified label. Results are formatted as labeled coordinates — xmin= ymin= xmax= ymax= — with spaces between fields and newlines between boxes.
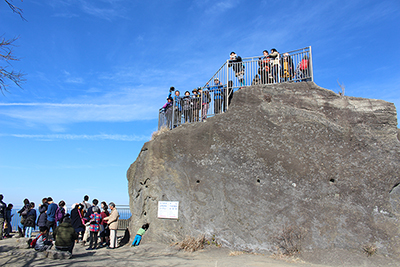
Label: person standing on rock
xmin=24 ymin=202 xmax=37 ymax=238
xmin=46 ymin=197 xmax=58 ymax=234
xmin=17 ymin=198 xmax=30 ymax=237
xmin=4 ymin=203 xmax=14 ymax=238
xmin=81 ymin=195 xmax=91 ymax=216
xmin=0 ymin=194 xmax=6 ymax=240
xmin=104 ymin=202 xmax=119 ymax=249
xmin=37 ymin=198 xmax=48 ymax=229
xmin=228 ymin=52 xmax=245 ymax=87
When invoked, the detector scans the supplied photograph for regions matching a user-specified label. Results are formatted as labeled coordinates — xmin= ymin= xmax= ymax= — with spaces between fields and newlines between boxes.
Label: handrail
xmin=158 ymin=46 xmax=313 ymax=130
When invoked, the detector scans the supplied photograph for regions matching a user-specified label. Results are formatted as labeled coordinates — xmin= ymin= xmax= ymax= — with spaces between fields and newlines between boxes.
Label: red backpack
xmin=29 ymin=234 xmax=43 ymax=248
xmin=300 ymin=59 xmax=308 ymax=71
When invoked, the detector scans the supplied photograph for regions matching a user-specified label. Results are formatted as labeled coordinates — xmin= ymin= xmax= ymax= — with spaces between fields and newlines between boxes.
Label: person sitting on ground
xmin=24 ymin=202 xmax=36 ymax=238
xmin=37 ymin=198 xmax=48 ymax=229
xmin=103 ymin=202 xmax=119 ymax=249
xmin=54 ymin=215 xmax=78 ymax=254
xmin=34 ymin=226 xmax=53 ymax=252
xmin=46 ymin=197 xmax=58 ymax=234
xmin=131 ymin=223 xmax=149 ymax=247
xmin=87 ymin=206 xmax=101 ymax=250
xmin=4 ymin=203 xmax=14 ymax=238
xmin=55 ymin=200 xmax=66 ymax=227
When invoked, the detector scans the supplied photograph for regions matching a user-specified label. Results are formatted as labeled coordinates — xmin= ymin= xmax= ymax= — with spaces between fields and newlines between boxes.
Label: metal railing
xmin=158 ymin=46 xmax=313 ymax=130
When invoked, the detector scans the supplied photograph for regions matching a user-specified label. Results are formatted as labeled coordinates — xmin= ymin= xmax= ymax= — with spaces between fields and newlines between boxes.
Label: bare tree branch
xmin=4 ymin=0 xmax=26 ymax=21
xmin=0 ymin=36 xmax=26 ymax=94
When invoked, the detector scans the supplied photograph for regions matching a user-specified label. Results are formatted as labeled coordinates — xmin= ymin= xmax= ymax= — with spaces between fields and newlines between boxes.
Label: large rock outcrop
xmin=127 ymin=82 xmax=400 ymax=258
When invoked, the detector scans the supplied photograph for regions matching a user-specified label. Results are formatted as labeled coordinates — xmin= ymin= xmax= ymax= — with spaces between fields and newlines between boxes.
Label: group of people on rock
xmin=229 ymin=49 xmax=310 ymax=85
xmin=0 ymin=194 xmax=120 ymax=254
xmin=162 ymin=86 xmax=211 ymax=127
xmin=160 ymin=49 xmax=310 ymax=129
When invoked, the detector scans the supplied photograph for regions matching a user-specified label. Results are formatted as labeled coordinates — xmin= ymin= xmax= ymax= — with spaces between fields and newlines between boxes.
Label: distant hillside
xmin=127 ymin=82 xmax=400 ymax=263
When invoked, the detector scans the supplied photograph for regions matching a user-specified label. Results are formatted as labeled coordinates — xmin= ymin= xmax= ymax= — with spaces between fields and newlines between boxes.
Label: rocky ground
xmin=0 ymin=233 xmax=398 ymax=267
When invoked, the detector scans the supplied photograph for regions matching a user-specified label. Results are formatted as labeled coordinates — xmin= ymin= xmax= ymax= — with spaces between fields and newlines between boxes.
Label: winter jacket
xmin=54 ymin=221 xmax=78 ymax=247
xmin=5 ymin=208 xmax=12 ymax=223
xmin=37 ymin=203 xmax=48 ymax=227
xmin=268 ymin=51 xmax=280 ymax=65
xmin=47 ymin=202 xmax=58 ymax=222
xmin=228 ymin=56 xmax=244 ymax=74
xmin=70 ymin=207 xmax=85 ymax=232
xmin=104 ymin=208 xmax=119 ymax=230
xmin=24 ymin=209 xmax=37 ymax=228
xmin=0 ymin=200 xmax=6 ymax=218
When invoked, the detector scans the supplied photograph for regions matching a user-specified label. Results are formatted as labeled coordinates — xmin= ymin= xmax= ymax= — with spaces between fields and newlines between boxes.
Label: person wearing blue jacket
xmin=46 ymin=197 xmax=58 ymax=234
xmin=211 ymin=78 xmax=225 ymax=114
xmin=168 ymin=89 xmax=182 ymax=127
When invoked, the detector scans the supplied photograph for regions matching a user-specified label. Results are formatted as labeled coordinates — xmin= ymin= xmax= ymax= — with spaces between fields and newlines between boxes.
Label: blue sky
xmin=1 ymin=0 xmax=399 ymax=207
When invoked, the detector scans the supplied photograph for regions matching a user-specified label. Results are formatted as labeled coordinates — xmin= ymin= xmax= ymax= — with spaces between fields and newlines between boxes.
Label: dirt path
xmin=0 ymin=236 xmax=396 ymax=267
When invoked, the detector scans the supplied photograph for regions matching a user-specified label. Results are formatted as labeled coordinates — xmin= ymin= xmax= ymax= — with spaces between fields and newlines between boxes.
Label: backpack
xmin=300 ymin=59 xmax=308 ymax=71
xmin=55 ymin=207 xmax=64 ymax=222
xmin=28 ymin=234 xmax=43 ymax=248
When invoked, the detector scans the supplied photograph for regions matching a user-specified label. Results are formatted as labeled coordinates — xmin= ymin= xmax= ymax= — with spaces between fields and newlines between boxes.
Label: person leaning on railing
xmin=268 ymin=48 xmax=280 ymax=83
xmin=258 ymin=50 xmax=271 ymax=84
xmin=228 ymin=52 xmax=245 ymax=87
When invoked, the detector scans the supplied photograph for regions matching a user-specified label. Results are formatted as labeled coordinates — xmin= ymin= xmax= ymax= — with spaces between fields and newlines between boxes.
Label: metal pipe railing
xmin=158 ymin=46 xmax=313 ymax=130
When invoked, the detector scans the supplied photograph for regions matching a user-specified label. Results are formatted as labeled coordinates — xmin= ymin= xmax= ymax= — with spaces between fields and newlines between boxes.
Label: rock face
xmin=127 ymin=82 xmax=400 ymax=257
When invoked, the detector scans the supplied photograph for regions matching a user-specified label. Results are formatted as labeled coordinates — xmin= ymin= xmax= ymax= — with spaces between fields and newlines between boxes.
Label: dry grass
xmin=173 ymin=235 xmax=206 ymax=252
xmin=229 ymin=251 xmax=245 ymax=256
xmin=273 ymin=225 xmax=303 ymax=256
xmin=363 ymin=244 xmax=377 ymax=257
xmin=270 ymin=249 xmax=305 ymax=263
xmin=151 ymin=126 xmax=169 ymax=140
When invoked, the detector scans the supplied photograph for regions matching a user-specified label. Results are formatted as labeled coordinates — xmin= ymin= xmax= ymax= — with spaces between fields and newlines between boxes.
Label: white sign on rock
xmin=158 ymin=201 xmax=179 ymax=219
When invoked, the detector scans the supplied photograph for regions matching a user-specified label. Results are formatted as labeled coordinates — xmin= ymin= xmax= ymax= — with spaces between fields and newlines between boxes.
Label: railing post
xmin=309 ymin=46 xmax=314 ymax=82
xmin=171 ymin=97 xmax=175 ymax=129
xmin=226 ymin=59 xmax=229 ymax=111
